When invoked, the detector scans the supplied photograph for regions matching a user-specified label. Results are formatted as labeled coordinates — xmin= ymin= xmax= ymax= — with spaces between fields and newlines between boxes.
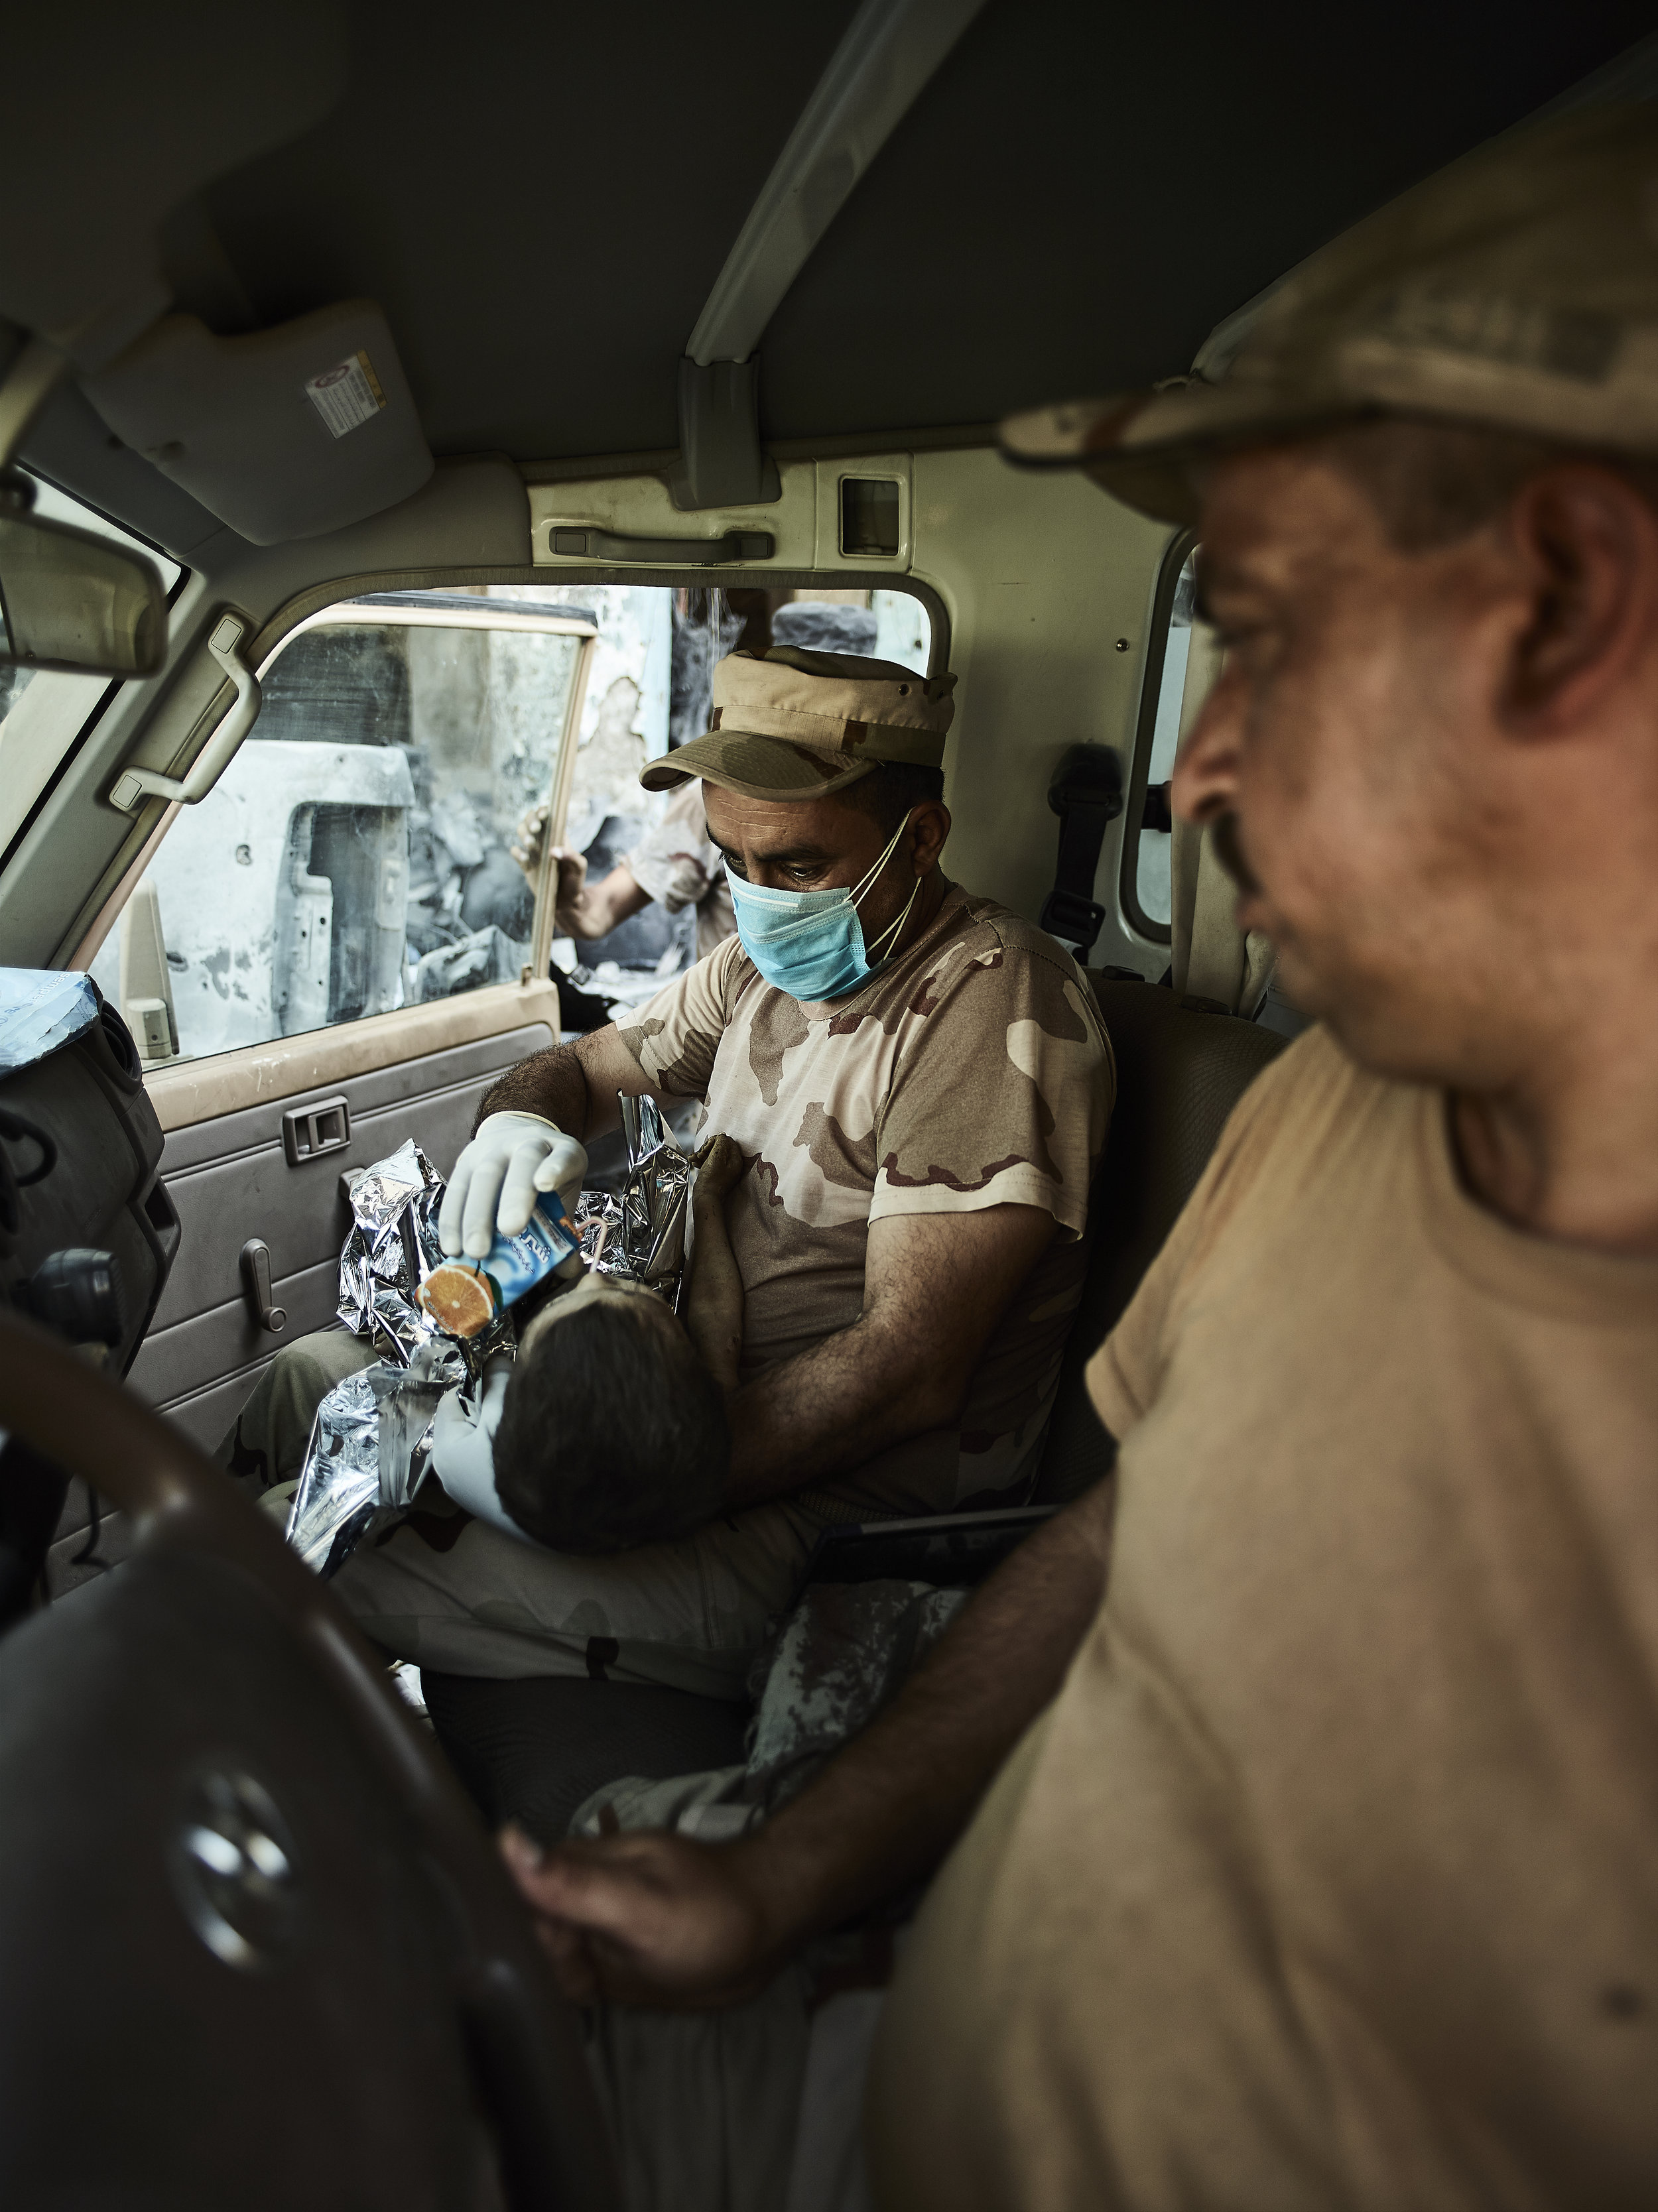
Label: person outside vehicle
xmin=505 ymin=104 xmax=1658 ymax=2210
xmin=511 ymin=778 xmax=736 ymax=965
xmin=225 ymin=646 xmax=1112 ymax=1699
xmin=507 ymin=599 xmax=887 ymax=975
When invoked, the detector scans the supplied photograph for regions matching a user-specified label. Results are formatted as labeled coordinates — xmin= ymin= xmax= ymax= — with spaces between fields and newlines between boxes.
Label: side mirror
xmin=0 ymin=475 xmax=166 ymax=678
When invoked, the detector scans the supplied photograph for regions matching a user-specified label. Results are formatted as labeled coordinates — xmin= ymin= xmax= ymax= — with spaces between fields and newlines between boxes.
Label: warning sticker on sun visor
xmin=303 ymin=351 xmax=388 ymax=438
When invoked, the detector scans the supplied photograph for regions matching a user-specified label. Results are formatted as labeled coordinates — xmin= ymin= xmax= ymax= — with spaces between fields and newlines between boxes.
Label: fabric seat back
xmin=1033 ymin=978 xmax=1288 ymax=1503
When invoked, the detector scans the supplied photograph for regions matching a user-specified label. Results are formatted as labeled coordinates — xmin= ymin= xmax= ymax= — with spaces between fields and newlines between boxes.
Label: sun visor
xmin=83 ymin=305 xmax=434 ymax=544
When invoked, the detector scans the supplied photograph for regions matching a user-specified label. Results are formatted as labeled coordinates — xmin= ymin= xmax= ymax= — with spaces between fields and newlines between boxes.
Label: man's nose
xmin=1170 ymin=673 xmax=1242 ymax=826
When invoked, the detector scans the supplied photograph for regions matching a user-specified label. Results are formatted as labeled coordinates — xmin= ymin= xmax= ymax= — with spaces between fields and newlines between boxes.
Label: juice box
xmin=418 ymin=1196 xmax=580 ymax=1339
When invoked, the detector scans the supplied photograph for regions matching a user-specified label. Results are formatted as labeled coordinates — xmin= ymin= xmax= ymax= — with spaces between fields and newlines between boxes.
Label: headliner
xmin=188 ymin=0 xmax=1655 ymax=463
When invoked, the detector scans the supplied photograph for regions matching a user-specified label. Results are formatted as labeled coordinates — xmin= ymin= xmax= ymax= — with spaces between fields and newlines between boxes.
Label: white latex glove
xmin=439 ymin=1111 xmax=588 ymax=1259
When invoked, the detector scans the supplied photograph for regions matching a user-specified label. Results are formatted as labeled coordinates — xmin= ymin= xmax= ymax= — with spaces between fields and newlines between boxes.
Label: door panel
xmin=127 ymin=1002 xmax=555 ymax=1452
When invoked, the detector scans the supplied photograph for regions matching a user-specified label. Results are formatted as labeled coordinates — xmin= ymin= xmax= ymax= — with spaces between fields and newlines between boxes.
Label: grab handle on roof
xmin=109 ymin=613 xmax=261 ymax=815
xmin=546 ymin=524 xmax=774 ymax=566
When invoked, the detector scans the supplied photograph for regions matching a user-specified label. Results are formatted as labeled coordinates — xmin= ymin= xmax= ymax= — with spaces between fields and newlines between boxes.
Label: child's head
xmin=491 ymin=1274 xmax=728 ymax=1552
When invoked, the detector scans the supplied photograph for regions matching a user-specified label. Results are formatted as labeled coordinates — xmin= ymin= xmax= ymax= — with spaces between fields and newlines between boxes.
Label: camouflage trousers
xmin=218 ymin=1327 xmax=826 ymax=1699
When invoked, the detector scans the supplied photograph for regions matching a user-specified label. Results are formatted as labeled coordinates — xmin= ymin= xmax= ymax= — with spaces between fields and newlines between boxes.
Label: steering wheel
xmin=0 ymin=1308 xmax=617 ymax=2211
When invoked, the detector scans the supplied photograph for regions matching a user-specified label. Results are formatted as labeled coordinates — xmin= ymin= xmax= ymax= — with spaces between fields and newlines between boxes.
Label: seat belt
xmin=1038 ymin=745 xmax=1123 ymax=955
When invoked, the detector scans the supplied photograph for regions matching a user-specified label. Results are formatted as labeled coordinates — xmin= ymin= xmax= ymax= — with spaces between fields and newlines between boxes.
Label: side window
xmin=92 ymin=594 xmax=595 ymax=1063
xmin=1121 ymin=538 xmax=1218 ymax=944
xmin=482 ymin=582 xmax=932 ymax=1020
xmin=91 ymin=578 xmax=934 ymax=1062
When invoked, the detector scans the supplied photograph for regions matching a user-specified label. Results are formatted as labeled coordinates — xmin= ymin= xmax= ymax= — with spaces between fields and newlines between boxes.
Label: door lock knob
xmin=239 ymin=1240 xmax=287 ymax=1335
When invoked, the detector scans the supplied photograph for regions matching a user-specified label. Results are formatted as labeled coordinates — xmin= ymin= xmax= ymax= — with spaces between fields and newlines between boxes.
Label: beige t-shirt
xmin=623 ymin=780 xmax=736 ymax=961
xmin=870 ymin=1024 xmax=1658 ymax=2211
xmin=617 ymin=885 xmax=1113 ymax=1518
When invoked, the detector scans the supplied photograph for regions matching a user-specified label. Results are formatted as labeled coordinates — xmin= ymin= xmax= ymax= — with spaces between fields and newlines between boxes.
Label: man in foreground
xmin=507 ymin=104 xmax=1658 ymax=2204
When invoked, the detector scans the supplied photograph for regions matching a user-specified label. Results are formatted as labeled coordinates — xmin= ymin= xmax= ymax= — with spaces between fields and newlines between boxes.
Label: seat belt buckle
xmin=1040 ymin=745 xmax=1121 ymax=954
xmin=1039 ymin=887 xmax=1107 ymax=950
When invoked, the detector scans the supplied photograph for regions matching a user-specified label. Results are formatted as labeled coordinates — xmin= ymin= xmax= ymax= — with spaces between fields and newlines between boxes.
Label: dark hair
xmin=843 ymin=760 xmax=945 ymax=835
xmin=492 ymin=1296 xmax=729 ymax=1553
xmin=1310 ymin=419 xmax=1658 ymax=552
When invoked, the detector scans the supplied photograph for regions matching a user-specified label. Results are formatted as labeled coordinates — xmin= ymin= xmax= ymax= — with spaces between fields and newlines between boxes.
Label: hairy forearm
xmin=475 ymin=1021 xmax=678 ymax=1149
xmin=724 ymin=1310 xmax=961 ymax=1506
xmin=724 ymin=1205 xmax=1056 ymax=1509
xmin=734 ymin=1477 xmax=1116 ymax=1951
xmin=476 ymin=1045 xmax=594 ymax=1136
xmin=724 ymin=1332 xmax=930 ymax=1502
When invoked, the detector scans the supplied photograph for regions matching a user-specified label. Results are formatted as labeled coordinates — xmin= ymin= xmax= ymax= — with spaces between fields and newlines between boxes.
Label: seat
xmin=1031 ymin=977 xmax=1287 ymax=1503
xmin=424 ymin=1673 xmax=749 ymax=1846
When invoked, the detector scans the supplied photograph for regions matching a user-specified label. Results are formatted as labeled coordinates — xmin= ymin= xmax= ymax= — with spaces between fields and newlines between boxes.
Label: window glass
xmin=90 ymin=593 xmax=593 ymax=1063
xmin=90 ymin=579 xmax=934 ymax=1059
xmin=467 ymin=583 xmax=930 ymax=1016
xmin=1123 ymin=544 xmax=1219 ymax=941
xmin=1133 ymin=551 xmax=1195 ymax=930
xmin=0 ymin=471 xmax=183 ymax=858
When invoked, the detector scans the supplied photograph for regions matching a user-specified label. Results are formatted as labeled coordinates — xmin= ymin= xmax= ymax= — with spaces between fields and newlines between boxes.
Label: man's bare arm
xmin=504 ymin=1473 xmax=1116 ymax=2007
xmin=474 ymin=1021 xmax=667 ymax=1140
xmin=559 ymin=857 xmax=651 ymax=941
xmin=723 ymin=1203 xmax=1056 ymax=1508
xmin=509 ymin=806 xmax=651 ymax=942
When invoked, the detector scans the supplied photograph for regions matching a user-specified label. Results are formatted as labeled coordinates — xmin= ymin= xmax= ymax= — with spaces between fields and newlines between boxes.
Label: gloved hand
xmin=439 ymin=1111 xmax=589 ymax=1259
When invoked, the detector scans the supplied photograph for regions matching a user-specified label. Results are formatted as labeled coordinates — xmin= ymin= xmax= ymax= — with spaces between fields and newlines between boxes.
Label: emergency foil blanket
xmin=288 ymin=1138 xmax=503 ymax=1577
xmin=573 ymin=1094 xmax=690 ymax=1310
xmin=286 ymin=1341 xmax=461 ymax=1577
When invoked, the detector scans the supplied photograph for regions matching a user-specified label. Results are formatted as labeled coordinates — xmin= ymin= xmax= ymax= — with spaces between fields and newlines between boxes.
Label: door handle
xmin=546 ymin=524 xmax=774 ymax=564
xmin=239 ymin=1240 xmax=287 ymax=1335
xmin=282 ymin=1095 xmax=351 ymax=1166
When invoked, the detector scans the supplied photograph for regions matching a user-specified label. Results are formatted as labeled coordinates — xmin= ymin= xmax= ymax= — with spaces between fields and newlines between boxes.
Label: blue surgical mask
xmin=727 ymin=812 xmax=920 ymax=1002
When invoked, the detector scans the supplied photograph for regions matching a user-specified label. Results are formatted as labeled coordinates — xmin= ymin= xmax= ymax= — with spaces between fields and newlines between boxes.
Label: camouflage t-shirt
xmin=617 ymin=884 xmax=1115 ymax=1519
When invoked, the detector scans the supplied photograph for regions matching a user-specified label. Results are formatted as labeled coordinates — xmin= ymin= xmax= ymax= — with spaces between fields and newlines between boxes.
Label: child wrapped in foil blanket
xmin=287 ymin=1098 xmax=746 ymax=1579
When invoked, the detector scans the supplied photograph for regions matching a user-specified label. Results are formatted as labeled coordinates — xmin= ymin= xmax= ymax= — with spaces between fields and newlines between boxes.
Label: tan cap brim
xmin=640 ymin=728 xmax=878 ymax=801
xmin=999 ymin=384 xmax=1364 ymax=524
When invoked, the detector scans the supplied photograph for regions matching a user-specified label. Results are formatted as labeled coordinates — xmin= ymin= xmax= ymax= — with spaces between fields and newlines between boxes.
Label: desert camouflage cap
xmin=1000 ymin=103 xmax=1658 ymax=524
xmin=639 ymin=645 xmax=956 ymax=802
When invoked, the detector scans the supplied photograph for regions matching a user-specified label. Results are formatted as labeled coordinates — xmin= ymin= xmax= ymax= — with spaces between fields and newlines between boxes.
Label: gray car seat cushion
xmin=1032 ymin=978 xmax=1287 ymax=1505
xmin=424 ymin=1672 xmax=748 ymax=1844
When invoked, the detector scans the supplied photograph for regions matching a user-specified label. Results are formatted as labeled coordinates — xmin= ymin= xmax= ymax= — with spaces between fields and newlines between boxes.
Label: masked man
xmin=227 ymin=646 xmax=1111 ymax=1695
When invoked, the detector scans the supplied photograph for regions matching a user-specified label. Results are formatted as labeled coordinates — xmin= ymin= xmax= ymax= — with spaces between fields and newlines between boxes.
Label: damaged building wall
xmin=483 ymin=584 xmax=671 ymax=857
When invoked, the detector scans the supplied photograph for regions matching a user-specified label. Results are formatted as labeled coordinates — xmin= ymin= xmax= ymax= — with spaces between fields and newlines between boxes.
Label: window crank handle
xmin=239 ymin=1240 xmax=287 ymax=1335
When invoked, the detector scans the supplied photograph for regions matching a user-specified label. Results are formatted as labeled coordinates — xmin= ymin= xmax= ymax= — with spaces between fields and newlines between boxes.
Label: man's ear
xmin=907 ymin=800 xmax=952 ymax=874
xmin=1501 ymin=467 xmax=1658 ymax=731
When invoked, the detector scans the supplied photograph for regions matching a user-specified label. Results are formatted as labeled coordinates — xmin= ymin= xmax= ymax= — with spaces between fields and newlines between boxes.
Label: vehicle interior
xmin=3 ymin=5 xmax=1654 ymax=2203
